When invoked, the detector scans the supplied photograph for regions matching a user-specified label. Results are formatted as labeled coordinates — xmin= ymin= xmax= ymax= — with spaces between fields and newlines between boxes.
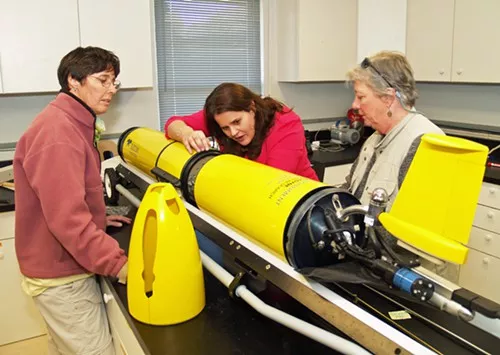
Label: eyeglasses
xmin=360 ymin=58 xmax=395 ymax=89
xmin=89 ymin=75 xmax=121 ymax=90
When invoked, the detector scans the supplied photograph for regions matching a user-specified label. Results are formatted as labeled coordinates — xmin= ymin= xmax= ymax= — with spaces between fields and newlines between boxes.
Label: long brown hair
xmin=205 ymin=83 xmax=287 ymax=159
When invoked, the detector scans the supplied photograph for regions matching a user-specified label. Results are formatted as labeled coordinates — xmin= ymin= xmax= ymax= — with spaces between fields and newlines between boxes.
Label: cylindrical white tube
xmin=200 ymin=252 xmax=371 ymax=355
xmin=116 ymin=184 xmax=142 ymax=208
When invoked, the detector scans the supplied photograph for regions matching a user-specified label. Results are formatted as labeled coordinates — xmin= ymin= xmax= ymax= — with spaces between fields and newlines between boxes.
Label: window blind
xmin=154 ymin=0 xmax=262 ymax=130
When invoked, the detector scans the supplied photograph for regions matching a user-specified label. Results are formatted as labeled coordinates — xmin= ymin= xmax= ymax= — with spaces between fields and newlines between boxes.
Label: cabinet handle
xmin=485 ymin=234 xmax=492 ymax=242
xmin=103 ymin=293 xmax=114 ymax=304
xmin=0 ymin=241 xmax=3 ymax=260
xmin=439 ymin=69 xmax=445 ymax=75
xmin=482 ymin=257 xmax=490 ymax=265
xmin=456 ymin=69 xmax=463 ymax=75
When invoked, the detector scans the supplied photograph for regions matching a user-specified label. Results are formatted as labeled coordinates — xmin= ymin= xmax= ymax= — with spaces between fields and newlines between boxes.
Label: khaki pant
xmin=33 ymin=277 xmax=115 ymax=355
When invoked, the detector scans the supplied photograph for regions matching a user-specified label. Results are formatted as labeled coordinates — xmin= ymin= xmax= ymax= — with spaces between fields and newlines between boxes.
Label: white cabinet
xmin=406 ymin=0 xmax=454 ymax=81
xmin=78 ymin=0 xmax=153 ymax=89
xmin=0 ymin=0 xmax=80 ymax=94
xmin=322 ymin=163 xmax=352 ymax=187
xmin=0 ymin=0 xmax=153 ymax=94
xmin=276 ymin=0 xmax=357 ymax=82
xmin=0 ymin=238 xmax=46 ymax=345
xmin=100 ymin=278 xmax=146 ymax=355
xmin=452 ymin=0 xmax=500 ymax=83
xmin=407 ymin=0 xmax=500 ymax=83
xmin=459 ymin=181 xmax=500 ymax=303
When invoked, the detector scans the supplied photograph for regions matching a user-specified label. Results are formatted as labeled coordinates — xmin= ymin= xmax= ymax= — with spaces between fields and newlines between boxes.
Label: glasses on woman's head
xmin=360 ymin=58 xmax=395 ymax=89
xmin=89 ymin=75 xmax=121 ymax=90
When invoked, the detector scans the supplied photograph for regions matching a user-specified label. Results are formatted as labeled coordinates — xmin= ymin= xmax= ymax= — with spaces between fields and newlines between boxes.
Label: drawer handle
xmin=485 ymin=234 xmax=492 ymax=243
xmin=489 ymin=188 xmax=496 ymax=195
xmin=487 ymin=211 xmax=494 ymax=219
xmin=103 ymin=293 xmax=114 ymax=304
xmin=482 ymin=258 xmax=490 ymax=265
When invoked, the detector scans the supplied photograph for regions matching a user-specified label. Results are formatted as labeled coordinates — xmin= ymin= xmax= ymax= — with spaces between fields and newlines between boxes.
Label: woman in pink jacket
xmin=165 ymin=83 xmax=319 ymax=181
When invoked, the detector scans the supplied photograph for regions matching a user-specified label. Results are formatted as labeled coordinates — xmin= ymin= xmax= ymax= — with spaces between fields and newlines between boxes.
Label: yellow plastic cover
xmin=128 ymin=183 xmax=205 ymax=325
xmin=379 ymin=134 xmax=488 ymax=264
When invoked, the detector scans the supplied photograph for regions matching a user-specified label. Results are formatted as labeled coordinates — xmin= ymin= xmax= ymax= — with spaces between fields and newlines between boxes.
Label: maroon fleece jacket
xmin=13 ymin=92 xmax=126 ymax=278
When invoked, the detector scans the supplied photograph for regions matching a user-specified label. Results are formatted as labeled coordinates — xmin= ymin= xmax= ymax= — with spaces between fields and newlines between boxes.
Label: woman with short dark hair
xmin=14 ymin=46 xmax=130 ymax=355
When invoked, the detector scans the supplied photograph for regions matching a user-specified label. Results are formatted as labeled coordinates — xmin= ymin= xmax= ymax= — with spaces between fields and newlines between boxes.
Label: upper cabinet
xmin=406 ymin=0 xmax=454 ymax=81
xmin=78 ymin=0 xmax=153 ymax=89
xmin=0 ymin=0 xmax=153 ymax=94
xmin=276 ymin=0 xmax=357 ymax=82
xmin=407 ymin=0 xmax=500 ymax=83
xmin=452 ymin=0 xmax=500 ymax=83
xmin=0 ymin=1 xmax=80 ymax=93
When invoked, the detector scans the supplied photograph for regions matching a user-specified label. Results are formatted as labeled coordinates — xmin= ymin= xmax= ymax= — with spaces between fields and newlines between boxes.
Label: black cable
xmin=366 ymin=226 xmax=382 ymax=259
xmin=372 ymin=227 xmax=419 ymax=268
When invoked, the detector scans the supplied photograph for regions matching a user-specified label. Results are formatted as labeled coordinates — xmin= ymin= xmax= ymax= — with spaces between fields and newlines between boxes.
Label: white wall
xmin=0 ymin=89 xmax=158 ymax=160
xmin=416 ymin=83 xmax=500 ymax=127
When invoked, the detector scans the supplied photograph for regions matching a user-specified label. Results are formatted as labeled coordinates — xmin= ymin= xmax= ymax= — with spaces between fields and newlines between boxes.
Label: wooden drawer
xmin=99 ymin=278 xmax=147 ymax=355
xmin=459 ymin=248 xmax=500 ymax=304
xmin=478 ymin=182 xmax=500 ymax=209
xmin=473 ymin=205 xmax=500 ymax=233
xmin=468 ymin=226 xmax=500 ymax=258
xmin=323 ymin=164 xmax=352 ymax=186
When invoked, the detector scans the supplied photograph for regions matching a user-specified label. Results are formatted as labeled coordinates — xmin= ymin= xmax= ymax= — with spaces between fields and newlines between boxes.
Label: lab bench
xmin=102 ymin=221 xmax=341 ymax=355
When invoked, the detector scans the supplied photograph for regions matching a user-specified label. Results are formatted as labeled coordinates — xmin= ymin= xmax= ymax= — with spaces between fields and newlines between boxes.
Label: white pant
xmin=33 ymin=277 xmax=115 ymax=355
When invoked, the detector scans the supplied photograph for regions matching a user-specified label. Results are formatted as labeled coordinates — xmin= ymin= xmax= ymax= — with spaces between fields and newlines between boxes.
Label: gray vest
xmin=349 ymin=112 xmax=444 ymax=208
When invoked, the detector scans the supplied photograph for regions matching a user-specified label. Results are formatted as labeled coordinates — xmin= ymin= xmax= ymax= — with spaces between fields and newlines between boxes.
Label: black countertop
xmin=309 ymin=144 xmax=361 ymax=181
xmin=0 ymin=186 xmax=14 ymax=212
xmin=104 ymin=221 xmax=340 ymax=355
xmin=484 ymin=166 xmax=500 ymax=185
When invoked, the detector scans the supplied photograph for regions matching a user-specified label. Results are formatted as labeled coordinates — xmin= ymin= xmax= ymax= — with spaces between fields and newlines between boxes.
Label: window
xmin=154 ymin=0 xmax=262 ymax=130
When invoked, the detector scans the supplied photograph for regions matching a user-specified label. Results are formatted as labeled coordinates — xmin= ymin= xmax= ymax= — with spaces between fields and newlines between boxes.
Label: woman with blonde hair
xmin=343 ymin=51 xmax=443 ymax=208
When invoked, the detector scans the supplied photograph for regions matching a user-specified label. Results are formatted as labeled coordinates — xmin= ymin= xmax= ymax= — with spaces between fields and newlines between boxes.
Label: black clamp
xmin=150 ymin=167 xmax=181 ymax=188
xmin=228 ymin=271 xmax=247 ymax=299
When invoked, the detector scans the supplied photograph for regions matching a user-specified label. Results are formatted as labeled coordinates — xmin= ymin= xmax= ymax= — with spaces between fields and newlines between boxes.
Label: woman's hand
xmin=106 ymin=215 xmax=132 ymax=228
xmin=182 ymin=130 xmax=211 ymax=154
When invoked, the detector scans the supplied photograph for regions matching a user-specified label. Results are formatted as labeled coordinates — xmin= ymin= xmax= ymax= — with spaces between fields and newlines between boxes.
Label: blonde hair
xmin=346 ymin=51 xmax=418 ymax=107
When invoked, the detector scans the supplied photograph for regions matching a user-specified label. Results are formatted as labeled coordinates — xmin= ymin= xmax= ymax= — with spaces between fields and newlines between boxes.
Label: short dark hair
xmin=205 ymin=83 xmax=287 ymax=159
xmin=57 ymin=46 xmax=120 ymax=91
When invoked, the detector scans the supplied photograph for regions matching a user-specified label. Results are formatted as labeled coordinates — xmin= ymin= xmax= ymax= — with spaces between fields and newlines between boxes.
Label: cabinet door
xmin=277 ymin=0 xmax=357 ymax=81
xmin=0 ymin=1 xmax=79 ymax=93
xmin=78 ymin=0 xmax=153 ymax=89
xmin=297 ymin=0 xmax=357 ymax=81
xmin=0 ymin=238 xmax=46 ymax=345
xmin=459 ymin=248 xmax=500 ymax=304
xmin=452 ymin=0 xmax=500 ymax=82
xmin=99 ymin=278 xmax=146 ymax=355
xmin=406 ymin=0 xmax=454 ymax=81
